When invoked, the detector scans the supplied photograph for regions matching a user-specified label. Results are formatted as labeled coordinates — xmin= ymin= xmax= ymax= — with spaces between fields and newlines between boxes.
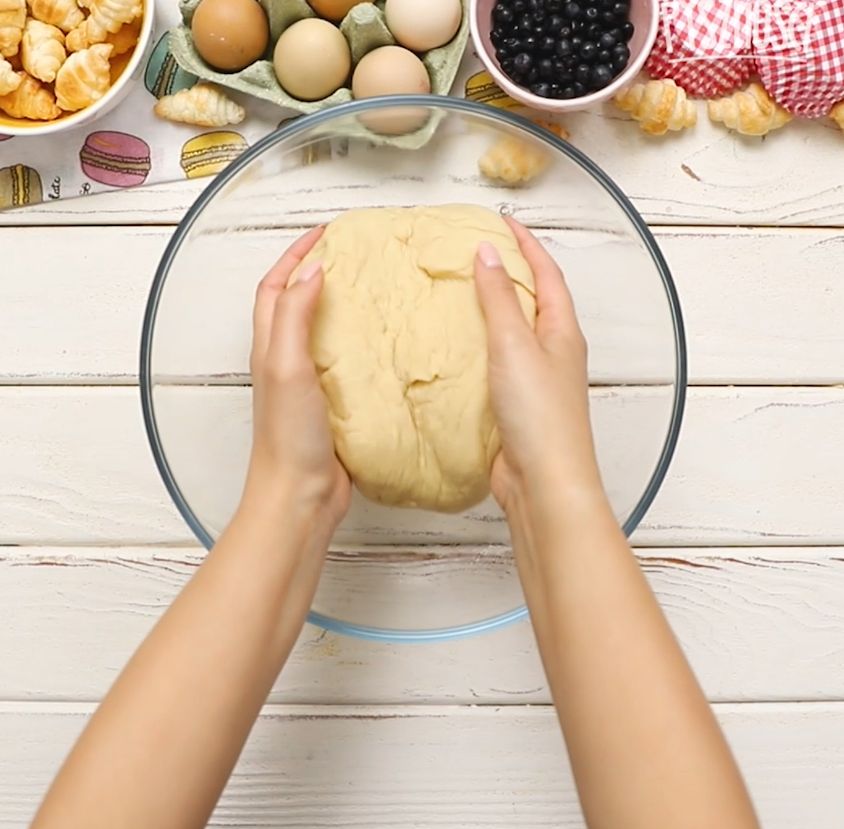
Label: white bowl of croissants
xmin=0 ymin=0 xmax=154 ymax=135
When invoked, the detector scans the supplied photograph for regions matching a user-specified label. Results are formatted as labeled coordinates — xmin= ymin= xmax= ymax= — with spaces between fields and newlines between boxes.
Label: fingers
xmin=504 ymin=218 xmax=582 ymax=350
xmin=266 ymin=262 xmax=324 ymax=378
xmin=474 ymin=241 xmax=532 ymax=350
xmin=253 ymin=226 xmax=324 ymax=363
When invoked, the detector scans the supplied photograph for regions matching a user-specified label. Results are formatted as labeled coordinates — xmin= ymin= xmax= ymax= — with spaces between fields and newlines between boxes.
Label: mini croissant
xmin=615 ymin=79 xmax=697 ymax=136
xmin=0 ymin=52 xmax=20 ymax=92
xmin=479 ymin=120 xmax=570 ymax=186
xmin=102 ymin=17 xmax=138 ymax=55
xmin=21 ymin=17 xmax=65 ymax=82
xmin=0 ymin=69 xmax=59 ymax=118
xmin=0 ymin=0 xmax=25 ymax=56
xmin=54 ymin=41 xmax=111 ymax=110
xmin=65 ymin=0 xmax=140 ymax=50
xmin=829 ymin=101 xmax=844 ymax=132
xmin=154 ymin=83 xmax=245 ymax=127
xmin=27 ymin=0 xmax=83 ymax=32
xmin=707 ymin=82 xmax=791 ymax=136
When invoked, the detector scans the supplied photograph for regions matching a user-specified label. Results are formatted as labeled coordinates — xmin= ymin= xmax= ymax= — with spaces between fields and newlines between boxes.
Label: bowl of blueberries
xmin=470 ymin=0 xmax=658 ymax=109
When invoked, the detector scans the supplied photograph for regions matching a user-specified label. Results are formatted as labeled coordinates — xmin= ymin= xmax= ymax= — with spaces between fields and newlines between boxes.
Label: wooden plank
xmin=3 ymin=112 xmax=844 ymax=227
xmin=2 ymin=546 xmax=842 ymax=704
xmin=2 ymin=225 xmax=843 ymax=384
xmin=1 ymin=386 xmax=843 ymax=546
xmin=0 ymin=701 xmax=841 ymax=828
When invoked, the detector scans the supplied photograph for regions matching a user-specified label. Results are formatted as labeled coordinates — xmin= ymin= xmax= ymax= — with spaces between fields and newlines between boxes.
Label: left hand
xmin=243 ymin=227 xmax=351 ymax=529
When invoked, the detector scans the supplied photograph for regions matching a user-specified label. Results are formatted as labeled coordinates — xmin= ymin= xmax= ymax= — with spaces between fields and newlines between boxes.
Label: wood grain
xmin=1 ymin=701 xmax=842 ymax=828
xmin=0 ymin=386 xmax=842 ymax=546
xmin=2 ymin=546 xmax=842 ymax=704
xmin=3 ymin=111 xmax=844 ymax=227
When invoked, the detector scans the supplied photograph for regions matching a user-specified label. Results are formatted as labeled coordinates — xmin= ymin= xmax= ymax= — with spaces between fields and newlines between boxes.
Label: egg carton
xmin=169 ymin=0 xmax=469 ymax=148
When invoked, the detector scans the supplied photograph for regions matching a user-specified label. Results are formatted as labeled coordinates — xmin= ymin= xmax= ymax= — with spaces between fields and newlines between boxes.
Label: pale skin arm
xmin=32 ymin=227 xmax=350 ymax=829
xmin=473 ymin=221 xmax=760 ymax=829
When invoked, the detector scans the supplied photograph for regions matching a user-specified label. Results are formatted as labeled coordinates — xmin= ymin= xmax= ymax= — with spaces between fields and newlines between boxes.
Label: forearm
xmin=508 ymin=485 xmax=759 ymax=829
xmin=32 ymin=493 xmax=332 ymax=829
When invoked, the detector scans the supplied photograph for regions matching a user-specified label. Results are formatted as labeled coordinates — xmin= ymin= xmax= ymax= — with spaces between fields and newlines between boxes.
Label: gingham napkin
xmin=646 ymin=0 xmax=844 ymax=117
xmin=755 ymin=0 xmax=844 ymax=117
xmin=645 ymin=0 xmax=756 ymax=97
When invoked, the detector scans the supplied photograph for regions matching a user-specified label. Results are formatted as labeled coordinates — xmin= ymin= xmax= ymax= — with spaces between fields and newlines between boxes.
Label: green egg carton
xmin=168 ymin=0 xmax=469 ymax=148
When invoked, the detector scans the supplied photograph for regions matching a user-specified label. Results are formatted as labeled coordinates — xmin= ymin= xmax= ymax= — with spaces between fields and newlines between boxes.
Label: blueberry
xmin=560 ymin=85 xmax=576 ymax=98
xmin=597 ymin=49 xmax=611 ymax=63
xmin=531 ymin=9 xmax=546 ymax=24
xmin=613 ymin=42 xmax=630 ymax=62
xmin=539 ymin=57 xmax=554 ymax=78
xmin=575 ymin=63 xmax=591 ymax=84
xmin=513 ymin=51 xmax=533 ymax=74
xmin=547 ymin=0 xmax=562 ymax=11
xmin=571 ymin=35 xmax=583 ymax=49
xmin=601 ymin=10 xmax=616 ymax=24
xmin=591 ymin=63 xmax=613 ymax=88
xmin=527 ymin=66 xmax=539 ymax=82
xmin=584 ymin=22 xmax=603 ymax=40
xmin=572 ymin=80 xmax=587 ymax=96
xmin=584 ymin=5 xmax=599 ymax=20
xmin=512 ymin=0 xmax=526 ymax=11
xmin=540 ymin=35 xmax=557 ymax=53
xmin=580 ymin=40 xmax=598 ymax=62
xmin=546 ymin=13 xmax=565 ymax=32
xmin=613 ymin=1 xmax=630 ymax=15
xmin=556 ymin=38 xmax=573 ymax=57
xmin=501 ymin=57 xmax=515 ymax=73
xmin=521 ymin=35 xmax=537 ymax=50
xmin=563 ymin=1 xmax=581 ymax=20
xmin=517 ymin=12 xmax=533 ymax=30
xmin=528 ymin=0 xmax=544 ymax=11
xmin=550 ymin=83 xmax=565 ymax=97
xmin=491 ymin=28 xmax=505 ymax=47
xmin=493 ymin=4 xmax=514 ymax=26
xmin=621 ymin=20 xmax=635 ymax=40
xmin=599 ymin=30 xmax=618 ymax=49
xmin=531 ymin=81 xmax=552 ymax=97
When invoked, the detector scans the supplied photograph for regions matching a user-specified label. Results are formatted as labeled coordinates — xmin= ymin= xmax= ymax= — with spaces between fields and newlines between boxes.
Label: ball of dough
xmin=293 ymin=204 xmax=537 ymax=513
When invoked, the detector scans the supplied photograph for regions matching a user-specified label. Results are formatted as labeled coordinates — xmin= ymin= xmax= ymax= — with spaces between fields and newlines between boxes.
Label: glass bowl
xmin=141 ymin=96 xmax=686 ymax=643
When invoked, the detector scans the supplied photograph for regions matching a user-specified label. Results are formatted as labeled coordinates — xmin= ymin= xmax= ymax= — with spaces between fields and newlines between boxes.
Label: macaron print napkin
xmin=0 ymin=0 xmax=505 ymax=212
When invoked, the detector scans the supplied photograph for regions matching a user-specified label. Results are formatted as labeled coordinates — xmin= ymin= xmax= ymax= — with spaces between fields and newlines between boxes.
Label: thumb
xmin=474 ymin=242 xmax=532 ymax=348
xmin=268 ymin=261 xmax=323 ymax=372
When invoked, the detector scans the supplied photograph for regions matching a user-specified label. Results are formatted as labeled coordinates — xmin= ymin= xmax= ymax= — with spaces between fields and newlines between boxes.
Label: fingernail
xmin=478 ymin=241 xmax=502 ymax=268
xmin=297 ymin=260 xmax=322 ymax=283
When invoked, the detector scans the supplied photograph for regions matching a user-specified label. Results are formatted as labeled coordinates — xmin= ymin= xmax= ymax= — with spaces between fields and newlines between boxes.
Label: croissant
xmin=21 ymin=17 xmax=65 ymax=82
xmin=102 ymin=17 xmax=138 ymax=55
xmin=615 ymin=79 xmax=697 ymax=136
xmin=479 ymin=120 xmax=570 ymax=186
xmin=27 ymin=0 xmax=83 ymax=32
xmin=0 ymin=53 xmax=20 ymax=92
xmin=0 ymin=69 xmax=59 ymax=118
xmin=54 ymin=42 xmax=111 ymax=110
xmin=829 ymin=101 xmax=844 ymax=131
xmin=707 ymin=82 xmax=791 ymax=136
xmin=65 ymin=0 xmax=140 ymax=50
xmin=154 ymin=83 xmax=245 ymax=127
xmin=0 ymin=0 xmax=25 ymax=56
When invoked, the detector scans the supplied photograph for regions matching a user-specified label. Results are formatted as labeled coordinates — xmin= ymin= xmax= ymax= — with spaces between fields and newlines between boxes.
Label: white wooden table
xmin=2 ymin=108 xmax=844 ymax=827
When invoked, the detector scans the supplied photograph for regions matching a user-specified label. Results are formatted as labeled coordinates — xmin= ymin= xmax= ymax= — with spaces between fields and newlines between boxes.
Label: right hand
xmin=474 ymin=219 xmax=604 ymax=515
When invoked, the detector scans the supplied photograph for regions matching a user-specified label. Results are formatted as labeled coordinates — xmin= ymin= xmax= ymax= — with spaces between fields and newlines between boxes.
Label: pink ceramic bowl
xmin=469 ymin=0 xmax=658 ymax=112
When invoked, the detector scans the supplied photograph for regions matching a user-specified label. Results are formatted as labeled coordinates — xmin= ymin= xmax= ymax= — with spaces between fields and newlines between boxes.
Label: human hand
xmin=474 ymin=219 xmax=605 ymax=516
xmin=244 ymin=227 xmax=351 ymax=529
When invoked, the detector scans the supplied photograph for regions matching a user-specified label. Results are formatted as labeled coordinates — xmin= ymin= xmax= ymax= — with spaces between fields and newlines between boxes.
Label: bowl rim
xmin=469 ymin=0 xmax=659 ymax=111
xmin=0 ymin=0 xmax=156 ymax=137
xmin=140 ymin=94 xmax=687 ymax=643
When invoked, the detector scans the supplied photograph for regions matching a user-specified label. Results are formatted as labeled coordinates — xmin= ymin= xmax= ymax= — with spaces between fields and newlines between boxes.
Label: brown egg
xmin=191 ymin=0 xmax=269 ymax=72
xmin=352 ymin=45 xmax=431 ymax=134
xmin=308 ymin=0 xmax=374 ymax=22
xmin=273 ymin=18 xmax=351 ymax=101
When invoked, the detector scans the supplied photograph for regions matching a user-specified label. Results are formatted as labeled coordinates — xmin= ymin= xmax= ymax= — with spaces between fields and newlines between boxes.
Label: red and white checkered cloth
xmin=755 ymin=0 xmax=844 ymax=118
xmin=645 ymin=0 xmax=756 ymax=98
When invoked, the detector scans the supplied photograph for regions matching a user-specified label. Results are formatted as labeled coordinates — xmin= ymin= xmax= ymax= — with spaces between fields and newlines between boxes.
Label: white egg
xmin=385 ymin=0 xmax=462 ymax=52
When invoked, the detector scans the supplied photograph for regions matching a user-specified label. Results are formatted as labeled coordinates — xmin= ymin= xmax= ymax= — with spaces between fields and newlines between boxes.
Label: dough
xmin=294 ymin=204 xmax=536 ymax=513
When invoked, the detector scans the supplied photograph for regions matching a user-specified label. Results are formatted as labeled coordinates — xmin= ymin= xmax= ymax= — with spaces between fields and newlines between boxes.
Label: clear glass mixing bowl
xmin=141 ymin=96 xmax=686 ymax=643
